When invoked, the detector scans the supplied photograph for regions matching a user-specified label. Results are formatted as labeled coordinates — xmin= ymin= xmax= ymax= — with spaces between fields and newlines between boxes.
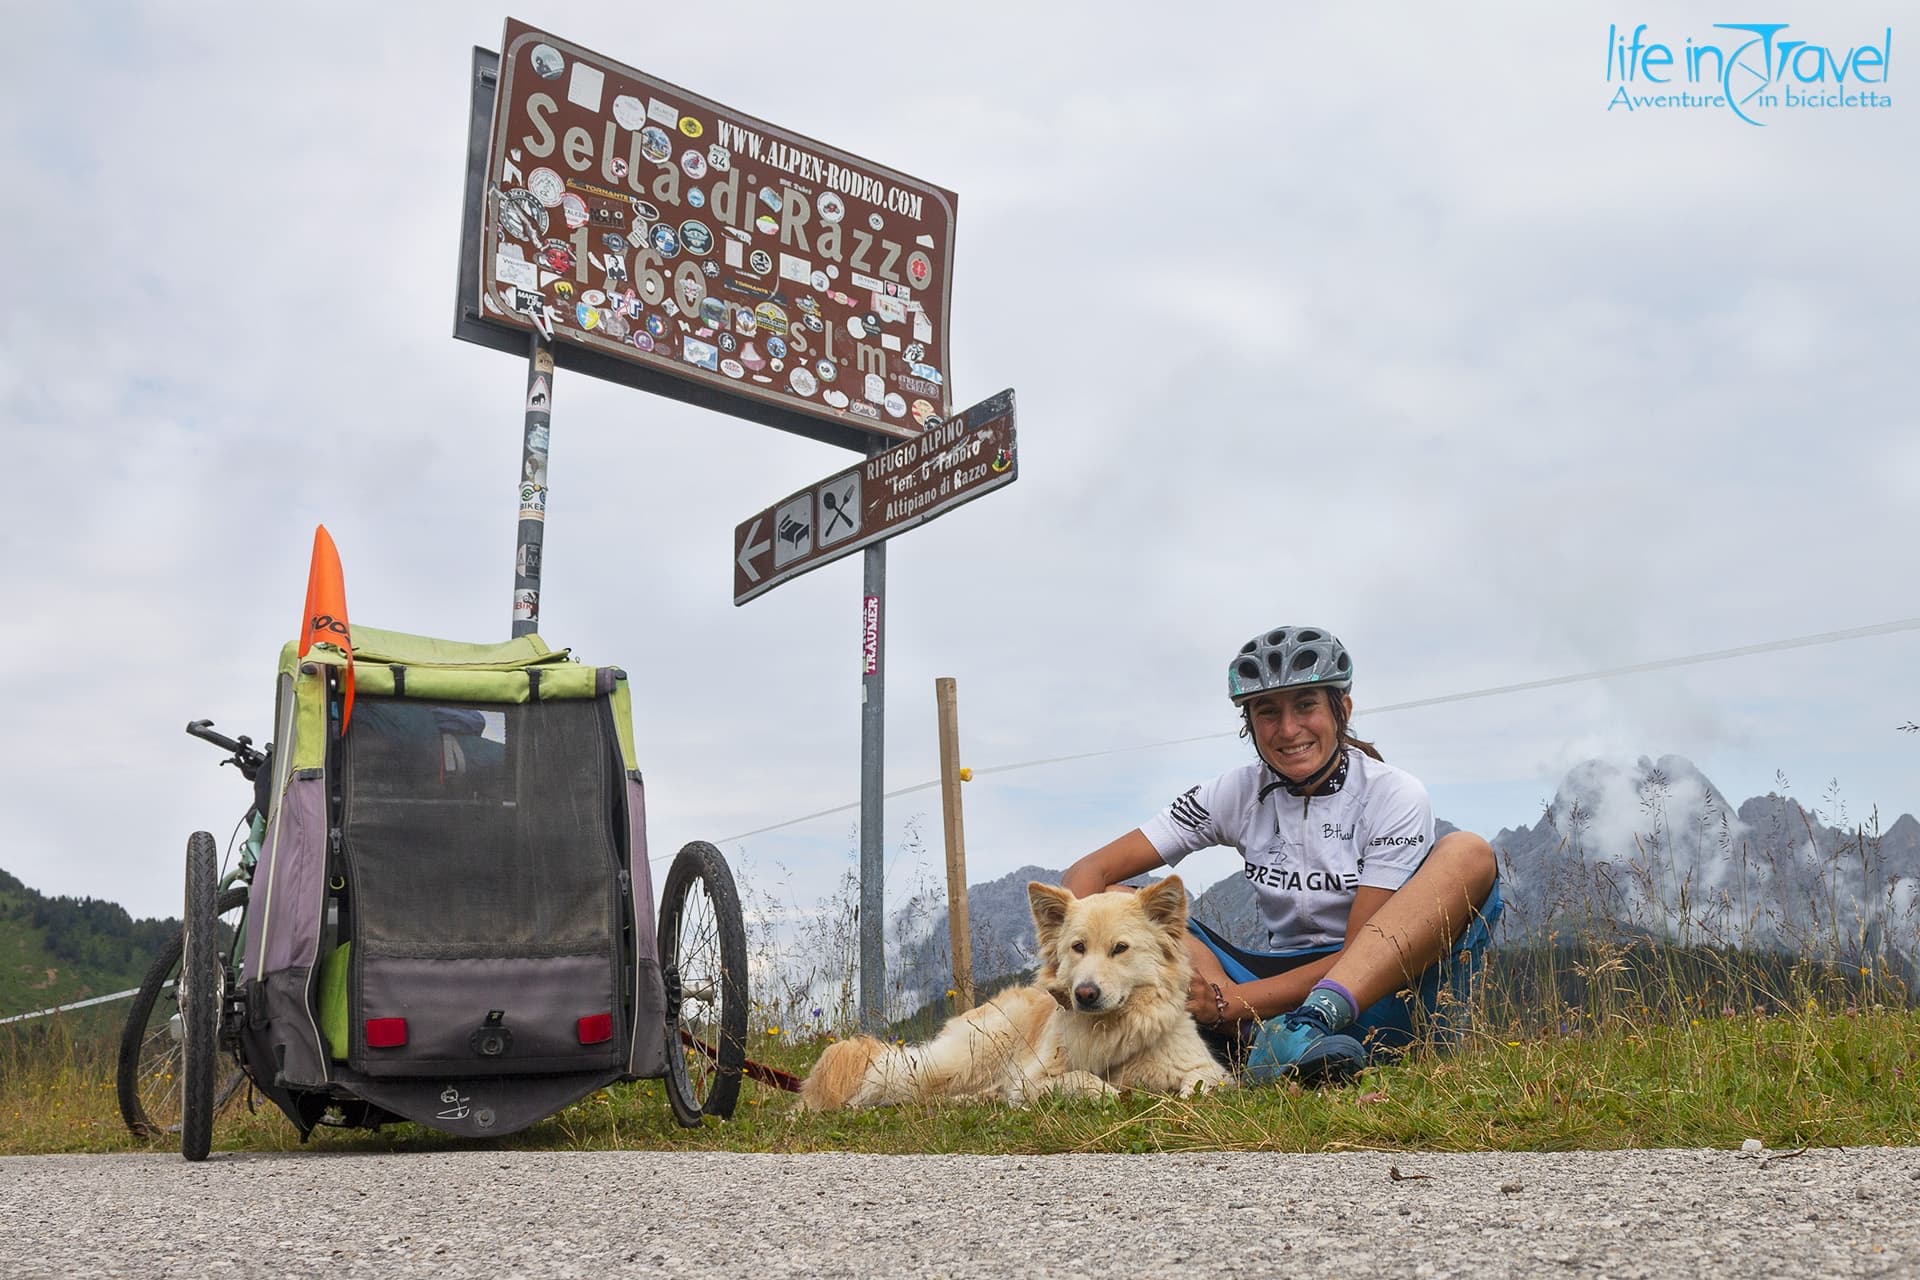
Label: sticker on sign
xmin=732 ymin=388 xmax=1018 ymax=606
xmin=477 ymin=18 xmax=958 ymax=445
xmin=862 ymin=594 xmax=881 ymax=675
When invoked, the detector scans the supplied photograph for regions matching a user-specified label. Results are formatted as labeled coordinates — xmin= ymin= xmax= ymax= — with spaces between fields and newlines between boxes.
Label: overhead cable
xmin=701 ymin=617 xmax=1920 ymax=849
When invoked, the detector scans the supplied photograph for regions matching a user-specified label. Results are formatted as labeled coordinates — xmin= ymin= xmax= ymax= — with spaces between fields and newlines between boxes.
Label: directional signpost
xmin=733 ymin=388 xmax=1016 ymax=1029
xmin=733 ymin=389 xmax=1018 ymax=605
xmin=454 ymin=19 xmax=1009 ymax=1032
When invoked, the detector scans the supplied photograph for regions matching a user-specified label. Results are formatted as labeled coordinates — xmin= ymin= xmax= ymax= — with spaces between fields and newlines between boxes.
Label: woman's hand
xmin=1186 ymin=976 xmax=1235 ymax=1026
xmin=1187 ymin=976 xmax=1266 ymax=1026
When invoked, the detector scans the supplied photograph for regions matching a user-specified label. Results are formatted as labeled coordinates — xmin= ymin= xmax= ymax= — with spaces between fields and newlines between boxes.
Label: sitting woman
xmin=1061 ymin=625 xmax=1502 ymax=1084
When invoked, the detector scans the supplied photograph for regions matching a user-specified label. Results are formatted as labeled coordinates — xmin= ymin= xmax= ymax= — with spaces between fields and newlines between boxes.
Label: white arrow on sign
xmin=736 ymin=516 xmax=772 ymax=583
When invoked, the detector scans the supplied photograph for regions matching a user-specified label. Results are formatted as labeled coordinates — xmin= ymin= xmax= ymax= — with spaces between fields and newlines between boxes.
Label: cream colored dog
xmin=799 ymin=877 xmax=1230 ymax=1109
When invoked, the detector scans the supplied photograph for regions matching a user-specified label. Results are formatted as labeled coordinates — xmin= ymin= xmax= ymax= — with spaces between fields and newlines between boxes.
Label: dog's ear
xmin=1135 ymin=875 xmax=1190 ymax=936
xmin=1028 ymin=882 xmax=1073 ymax=951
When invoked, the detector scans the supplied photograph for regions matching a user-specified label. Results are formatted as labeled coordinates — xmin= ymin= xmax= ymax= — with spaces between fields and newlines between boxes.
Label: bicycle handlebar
xmin=185 ymin=720 xmax=268 ymax=780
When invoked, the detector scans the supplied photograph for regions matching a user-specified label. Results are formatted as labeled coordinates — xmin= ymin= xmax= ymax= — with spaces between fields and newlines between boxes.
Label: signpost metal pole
xmin=858 ymin=540 xmax=886 ymax=1031
xmin=511 ymin=333 xmax=553 ymax=637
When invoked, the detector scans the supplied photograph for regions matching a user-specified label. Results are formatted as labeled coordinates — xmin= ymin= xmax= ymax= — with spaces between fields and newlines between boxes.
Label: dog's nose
xmin=1073 ymin=983 xmax=1102 ymax=1010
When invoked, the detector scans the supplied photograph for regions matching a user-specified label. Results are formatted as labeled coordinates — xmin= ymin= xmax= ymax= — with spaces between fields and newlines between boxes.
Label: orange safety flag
xmin=298 ymin=524 xmax=356 ymax=732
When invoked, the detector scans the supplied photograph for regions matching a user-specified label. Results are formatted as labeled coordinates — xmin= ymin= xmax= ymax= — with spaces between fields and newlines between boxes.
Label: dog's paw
xmin=1053 ymin=1069 xmax=1120 ymax=1100
xmin=1179 ymin=1071 xmax=1234 ymax=1097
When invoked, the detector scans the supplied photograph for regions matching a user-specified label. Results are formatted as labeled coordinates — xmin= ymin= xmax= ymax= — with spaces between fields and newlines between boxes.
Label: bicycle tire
xmin=658 ymin=840 xmax=748 ymax=1122
xmin=115 ymin=884 xmax=248 ymax=1139
xmin=179 ymin=832 xmax=220 ymax=1161
xmin=662 ymin=1007 xmax=702 ymax=1129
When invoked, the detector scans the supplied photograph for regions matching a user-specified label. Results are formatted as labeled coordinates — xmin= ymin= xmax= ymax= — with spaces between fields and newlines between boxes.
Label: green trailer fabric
xmin=318 ymin=942 xmax=351 ymax=1060
xmin=274 ymin=628 xmax=633 ymax=771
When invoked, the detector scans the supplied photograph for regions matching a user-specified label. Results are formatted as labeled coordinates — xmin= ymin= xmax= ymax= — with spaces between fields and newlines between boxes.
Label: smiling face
xmin=1244 ymin=686 xmax=1351 ymax=781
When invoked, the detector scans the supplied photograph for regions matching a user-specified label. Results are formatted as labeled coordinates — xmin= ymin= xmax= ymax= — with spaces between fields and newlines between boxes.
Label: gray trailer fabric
xmin=350 ymin=953 xmax=622 ymax=1076
xmin=624 ymin=773 xmax=670 ymax=1078
xmin=243 ymin=770 xmax=331 ymax=1088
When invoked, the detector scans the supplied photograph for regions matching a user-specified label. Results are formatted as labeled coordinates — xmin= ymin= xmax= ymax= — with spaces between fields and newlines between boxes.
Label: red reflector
xmin=365 ymin=1017 xmax=408 ymax=1048
xmin=577 ymin=1012 xmax=614 ymax=1045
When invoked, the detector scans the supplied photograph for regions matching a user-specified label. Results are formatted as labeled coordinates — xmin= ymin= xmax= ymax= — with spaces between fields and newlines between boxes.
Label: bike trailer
xmin=241 ymin=625 xmax=670 ymax=1137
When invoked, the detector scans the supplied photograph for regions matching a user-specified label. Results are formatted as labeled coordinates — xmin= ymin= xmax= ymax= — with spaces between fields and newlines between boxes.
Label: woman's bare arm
xmin=1061 ymin=829 xmax=1166 ymax=897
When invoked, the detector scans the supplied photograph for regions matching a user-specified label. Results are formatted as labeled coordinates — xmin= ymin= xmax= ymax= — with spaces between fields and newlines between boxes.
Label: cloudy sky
xmin=3 ymin=2 xmax=1914 ymax=929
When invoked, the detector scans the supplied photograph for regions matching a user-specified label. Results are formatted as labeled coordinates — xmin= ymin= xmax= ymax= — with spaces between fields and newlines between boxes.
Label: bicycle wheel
xmin=658 ymin=840 xmax=747 ymax=1123
xmin=114 ymin=885 xmax=247 ymax=1139
xmin=178 ymin=832 xmax=222 ymax=1161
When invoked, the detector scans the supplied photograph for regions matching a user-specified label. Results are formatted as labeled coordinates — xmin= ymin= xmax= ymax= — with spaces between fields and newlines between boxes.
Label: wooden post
xmin=935 ymin=677 xmax=975 ymax=1011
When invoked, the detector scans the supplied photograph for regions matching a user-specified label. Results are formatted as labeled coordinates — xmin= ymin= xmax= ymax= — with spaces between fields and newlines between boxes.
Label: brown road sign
xmin=476 ymin=19 xmax=958 ymax=446
xmin=733 ymin=389 xmax=1018 ymax=605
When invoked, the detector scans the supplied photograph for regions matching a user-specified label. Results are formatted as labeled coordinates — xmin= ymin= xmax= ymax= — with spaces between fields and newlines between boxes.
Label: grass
xmin=5 ymin=993 xmax=1916 ymax=1159
xmin=6 ymin=771 xmax=1916 ymax=1158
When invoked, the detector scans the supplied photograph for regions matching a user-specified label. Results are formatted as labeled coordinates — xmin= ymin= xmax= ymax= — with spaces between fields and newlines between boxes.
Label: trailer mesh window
xmin=340 ymin=696 xmax=619 ymax=961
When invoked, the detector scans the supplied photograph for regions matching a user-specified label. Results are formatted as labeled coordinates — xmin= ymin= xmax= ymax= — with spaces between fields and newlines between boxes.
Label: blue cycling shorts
xmin=1189 ymin=878 xmax=1504 ymax=1061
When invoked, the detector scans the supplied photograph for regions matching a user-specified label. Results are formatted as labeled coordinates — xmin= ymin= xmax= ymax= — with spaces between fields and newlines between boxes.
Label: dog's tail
xmin=797 ymin=1036 xmax=892 ymax=1112
xmin=799 ymin=1018 xmax=1027 ymax=1111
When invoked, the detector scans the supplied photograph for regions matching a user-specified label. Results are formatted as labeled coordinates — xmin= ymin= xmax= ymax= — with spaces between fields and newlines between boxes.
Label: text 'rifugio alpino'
xmin=864 ymin=417 xmax=999 ymax=497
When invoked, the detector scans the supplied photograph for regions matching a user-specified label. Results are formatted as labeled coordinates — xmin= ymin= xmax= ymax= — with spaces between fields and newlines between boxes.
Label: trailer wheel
xmin=658 ymin=841 xmax=747 ymax=1123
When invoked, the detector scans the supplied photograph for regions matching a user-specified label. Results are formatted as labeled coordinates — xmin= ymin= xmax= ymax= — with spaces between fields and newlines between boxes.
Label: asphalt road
xmin=3 ymin=1146 xmax=1917 ymax=1278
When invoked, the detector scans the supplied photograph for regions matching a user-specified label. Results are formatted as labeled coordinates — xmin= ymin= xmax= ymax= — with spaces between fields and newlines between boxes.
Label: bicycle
xmin=114 ymin=722 xmax=262 ymax=1145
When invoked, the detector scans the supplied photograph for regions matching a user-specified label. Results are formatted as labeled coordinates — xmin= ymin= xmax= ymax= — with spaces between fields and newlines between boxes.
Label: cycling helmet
xmin=1227 ymin=626 xmax=1353 ymax=704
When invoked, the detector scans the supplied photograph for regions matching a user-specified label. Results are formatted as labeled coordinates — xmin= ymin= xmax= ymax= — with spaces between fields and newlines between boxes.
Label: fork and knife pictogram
xmin=822 ymin=485 xmax=856 ymax=536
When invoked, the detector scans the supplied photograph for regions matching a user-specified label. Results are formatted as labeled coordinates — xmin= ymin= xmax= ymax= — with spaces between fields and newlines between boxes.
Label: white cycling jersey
xmin=1140 ymin=746 xmax=1434 ymax=951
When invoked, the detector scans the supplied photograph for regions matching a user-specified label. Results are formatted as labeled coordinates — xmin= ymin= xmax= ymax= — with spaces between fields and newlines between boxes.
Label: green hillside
xmin=0 ymin=866 xmax=178 ymax=1029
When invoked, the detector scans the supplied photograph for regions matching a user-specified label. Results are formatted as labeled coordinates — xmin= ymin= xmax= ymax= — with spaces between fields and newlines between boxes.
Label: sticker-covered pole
xmin=858 ymin=540 xmax=886 ymax=1031
xmin=512 ymin=333 xmax=554 ymax=637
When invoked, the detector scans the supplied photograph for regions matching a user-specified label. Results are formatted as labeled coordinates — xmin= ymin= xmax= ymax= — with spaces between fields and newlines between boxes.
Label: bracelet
xmin=1208 ymin=982 xmax=1230 ymax=1027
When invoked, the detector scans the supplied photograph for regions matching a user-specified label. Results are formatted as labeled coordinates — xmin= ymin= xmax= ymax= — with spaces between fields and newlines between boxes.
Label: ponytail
xmin=1328 ymin=694 xmax=1383 ymax=763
